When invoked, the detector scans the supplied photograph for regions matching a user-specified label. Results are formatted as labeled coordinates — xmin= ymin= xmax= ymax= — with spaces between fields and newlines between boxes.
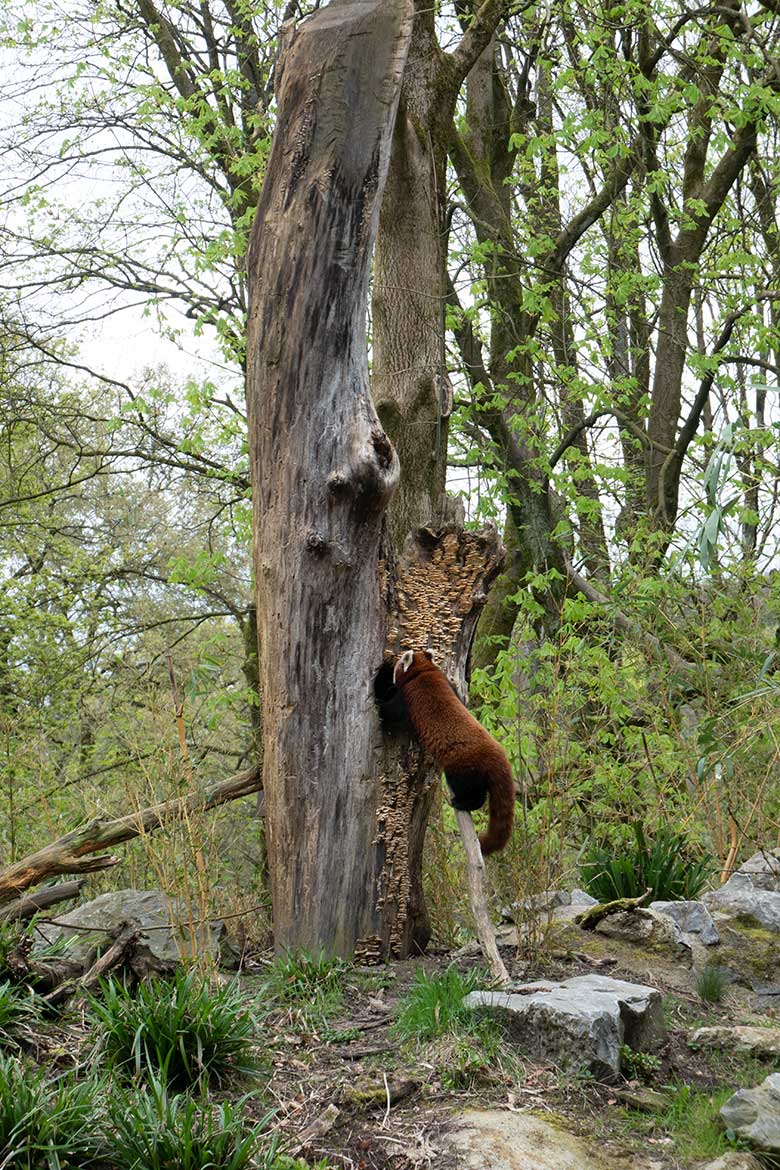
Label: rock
xmin=464 ymin=974 xmax=665 ymax=1078
xmin=703 ymin=874 xmax=780 ymax=932
xmin=649 ymin=899 xmax=720 ymax=945
xmin=736 ymin=849 xmax=780 ymax=891
xmin=448 ymin=1109 xmax=641 ymax=1169
xmin=33 ymin=889 xmax=238 ymax=972
xmin=570 ymin=888 xmax=599 ymax=907
xmin=720 ymin=1072 xmax=780 ymax=1152
xmin=701 ymin=1154 xmax=763 ymax=1169
xmin=593 ymin=908 xmax=686 ymax=954
xmin=715 ymin=917 xmax=780 ymax=985
xmin=611 ymin=1086 xmax=670 ymax=1113
xmin=691 ymin=1025 xmax=780 ymax=1059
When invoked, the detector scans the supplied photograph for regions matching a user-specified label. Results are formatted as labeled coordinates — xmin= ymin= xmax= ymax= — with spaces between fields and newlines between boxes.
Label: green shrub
xmin=0 ymin=1053 xmax=105 ymax=1169
xmin=106 ymin=1077 xmax=278 ymax=1170
xmin=88 ymin=970 xmax=259 ymax=1090
xmin=619 ymin=1044 xmax=661 ymax=1079
xmin=580 ymin=823 xmax=712 ymax=903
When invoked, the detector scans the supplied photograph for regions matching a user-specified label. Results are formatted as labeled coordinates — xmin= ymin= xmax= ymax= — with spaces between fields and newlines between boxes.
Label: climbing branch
xmin=455 ymin=810 xmax=510 ymax=986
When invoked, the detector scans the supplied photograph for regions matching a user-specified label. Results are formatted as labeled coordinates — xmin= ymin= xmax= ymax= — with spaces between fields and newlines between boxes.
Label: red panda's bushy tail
xmin=478 ymin=762 xmax=516 ymax=856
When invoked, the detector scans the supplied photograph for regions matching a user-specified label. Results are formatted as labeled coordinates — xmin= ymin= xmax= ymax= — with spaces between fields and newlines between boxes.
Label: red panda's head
xmin=393 ymin=649 xmax=437 ymax=688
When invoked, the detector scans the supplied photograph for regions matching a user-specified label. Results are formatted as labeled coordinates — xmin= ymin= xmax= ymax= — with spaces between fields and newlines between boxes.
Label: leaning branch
xmin=0 ymin=766 xmax=263 ymax=905
xmin=455 ymin=811 xmax=510 ymax=986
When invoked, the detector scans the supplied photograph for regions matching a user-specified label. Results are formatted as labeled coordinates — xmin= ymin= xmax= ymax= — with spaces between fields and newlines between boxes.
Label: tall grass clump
xmin=696 ymin=963 xmax=730 ymax=1004
xmin=0 ymin=981 xmax=39 ymax=1048
xmin=106 ymin=1077 xmax=279 ymax=1170
xmin=264 ymin=948 xmax=348 ymax=1024
xmin=88 ymin=969 xmax=259 ymax=1090
xmin=580 ymin=824 xmax=712 ymax=903
xmin=0 ymin=1053 xmax=105 ymax=1169
xmin=394 ymin=966 xmax=486 ymax=1041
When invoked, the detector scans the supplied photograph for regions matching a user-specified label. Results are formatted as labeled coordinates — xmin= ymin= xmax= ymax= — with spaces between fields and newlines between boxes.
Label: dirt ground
xmin=234 ymin=934 xmax=780 ymax=1170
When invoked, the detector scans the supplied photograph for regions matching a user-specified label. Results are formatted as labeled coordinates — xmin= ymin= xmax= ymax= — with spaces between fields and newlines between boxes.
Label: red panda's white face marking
xmin=393 ymin=650 xmax=414 ymax=685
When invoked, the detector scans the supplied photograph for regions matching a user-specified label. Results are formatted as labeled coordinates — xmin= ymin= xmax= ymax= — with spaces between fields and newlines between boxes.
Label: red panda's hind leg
xmin=445 ymin=770 xmax=488 ymax=812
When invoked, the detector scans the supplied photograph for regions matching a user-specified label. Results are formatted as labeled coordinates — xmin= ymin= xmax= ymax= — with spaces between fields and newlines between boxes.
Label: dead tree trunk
xmin=247 ymin=0 xmax=412 ymax=957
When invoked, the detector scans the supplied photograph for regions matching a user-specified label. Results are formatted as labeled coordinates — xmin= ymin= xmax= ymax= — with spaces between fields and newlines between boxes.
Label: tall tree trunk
xmin=246 ymin=0 xmax=411 ymax=956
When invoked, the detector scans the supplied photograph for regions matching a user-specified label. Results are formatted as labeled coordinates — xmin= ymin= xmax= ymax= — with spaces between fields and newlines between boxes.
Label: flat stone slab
xmin=720 ymin=1072 xmax=780 ymax=1152
xmin=465 ymin=974 xmax=664 ymax=1078
xmin=691 ymin=1025 xmax=780 ymax=1059
xmin=447 ymin=1110 xmax=644 ymax=1170
xmin=701 ymin=1155 xmax=763 ymax=1170
xmin=650 ymin=899 xmax=720 ymax=945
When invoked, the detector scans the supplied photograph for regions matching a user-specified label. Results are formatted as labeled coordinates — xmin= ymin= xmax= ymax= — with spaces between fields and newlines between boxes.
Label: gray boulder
xmin=720 ymin=1072 xmax=780 ymax=1152
xmin=649 ymin=899 xmax=720 ymax=945
xmin=703 ymin=873 xmax=780 ymax=932
xmin=593 ymin=907 xmax=686 ymax=954
xmin=465 ymin=973 xmax=665 ymax=1078
xmin=736 ymin=849 xmax=780 ymax=891
xmin=33 ymin=889 xmax=239 ymax=972
xmin=448 ymin=1110 xmax=644 ymax=1169
xmin=701 ymin=1155 xmax=763 ymax=1170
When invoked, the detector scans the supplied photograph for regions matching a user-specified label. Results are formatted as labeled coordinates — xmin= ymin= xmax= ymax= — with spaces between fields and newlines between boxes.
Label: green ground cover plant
xmin=88 ymin=969 xmax=260 ymax=1090
xmin=580 ymin=824 xmax=712 ymax=903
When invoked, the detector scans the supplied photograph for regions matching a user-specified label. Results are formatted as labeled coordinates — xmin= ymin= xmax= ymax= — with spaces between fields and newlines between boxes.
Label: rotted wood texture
xmin=377 ymin=525 xmax=505 ymax=956
xmin=246 ymin=0 xmax=413 ymax=955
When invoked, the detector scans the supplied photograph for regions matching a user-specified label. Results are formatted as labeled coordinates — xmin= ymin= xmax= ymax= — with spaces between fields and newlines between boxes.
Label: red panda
xmin=392 ymin=650 xmax=515 ymax=856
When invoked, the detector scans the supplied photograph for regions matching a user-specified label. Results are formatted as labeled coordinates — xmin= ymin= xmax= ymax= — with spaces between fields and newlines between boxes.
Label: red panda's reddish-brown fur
xmin=393 ymin=650 xmax=515 ymax=856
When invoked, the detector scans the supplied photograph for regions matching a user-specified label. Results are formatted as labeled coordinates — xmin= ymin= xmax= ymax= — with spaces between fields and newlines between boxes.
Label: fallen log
xmin=0 ymin=766 xmax=263 ymax=905
xmin=0 ymin=879 xmax=87 ymax=922
xmin=574 ymin=889 xmax=652 ymax=931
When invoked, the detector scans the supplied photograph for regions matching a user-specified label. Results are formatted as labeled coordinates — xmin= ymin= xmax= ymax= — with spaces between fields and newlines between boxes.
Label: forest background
xmin=3 ymin=0 xmax=780 ymax=947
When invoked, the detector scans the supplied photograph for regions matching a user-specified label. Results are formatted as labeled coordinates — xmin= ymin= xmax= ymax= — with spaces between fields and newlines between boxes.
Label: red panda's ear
xmin=423 ymin=649 xmax=435 ymax=663
xmin=393 ymin=650 xmax=414 ymax=684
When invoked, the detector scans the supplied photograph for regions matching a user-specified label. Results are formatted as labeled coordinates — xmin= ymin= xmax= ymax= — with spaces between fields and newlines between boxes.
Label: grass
xmin=263 ymin=948 xmax=348 ymax=1029
xmin=657 ymin=1082 xmax=747 ymax=1162
xmin=394 ymin=965 xmax=521 ymax=1090
xmin=696 ymin=963 xmax=730 ymax=1003
xmin=88 ymin=969 xmax=261 ymax=1090
xmin=394 ymin=965 xmax=486 ymax=1041
xmin=0 ymin=1053 xmax=106 ymax=1169
xmin=0 ymin=980 xmax=38 ymax=1048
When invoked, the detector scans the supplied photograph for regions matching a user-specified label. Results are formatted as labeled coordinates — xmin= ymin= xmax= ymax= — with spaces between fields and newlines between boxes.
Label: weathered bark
xmin=246 ymin=0 xmax=412 ymax=956
xmin=0 ymin=766 xmax=262 ymax=904
xmin=372 ymin=21 xmax=452 ymax=546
